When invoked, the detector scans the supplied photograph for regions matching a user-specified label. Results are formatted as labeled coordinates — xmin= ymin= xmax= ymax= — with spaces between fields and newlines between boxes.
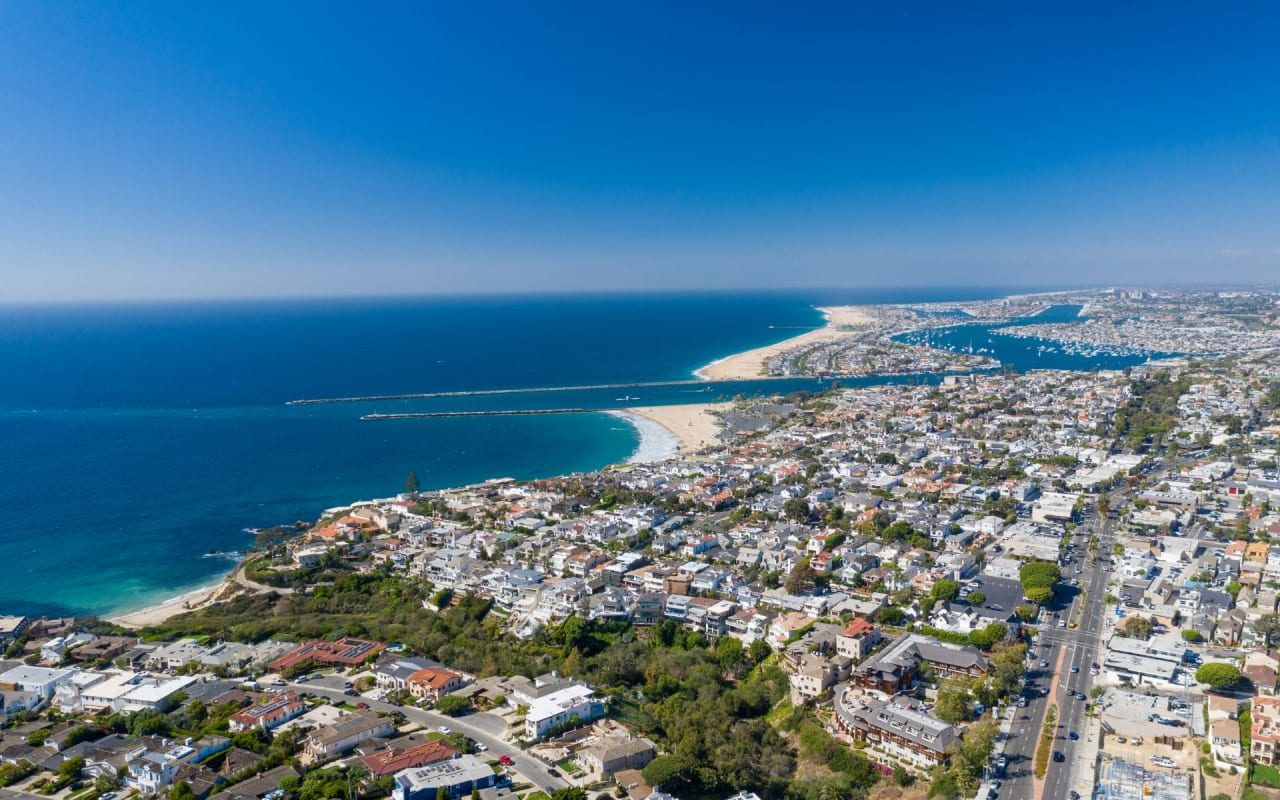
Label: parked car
xmin=439 ymin=726 xmax=452 ymax=735
xmin=499 ymin=755 xmax=515 ymax=766
xmin=356 ymin=702 xmax=369 ymax=709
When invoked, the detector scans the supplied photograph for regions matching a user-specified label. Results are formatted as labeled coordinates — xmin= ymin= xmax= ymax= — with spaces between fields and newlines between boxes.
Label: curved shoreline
xmin=608 ymin=410 xmax=681 ymax=464
xmin=108 ymin=579 xmax=233 ymax=629
xmin=693 ymin=305 xmax=876 ymax=380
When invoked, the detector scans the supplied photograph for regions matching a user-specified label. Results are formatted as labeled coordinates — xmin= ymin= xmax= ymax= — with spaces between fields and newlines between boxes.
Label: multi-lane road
xmin=997 ymin=504 xmax=1119 ymax=800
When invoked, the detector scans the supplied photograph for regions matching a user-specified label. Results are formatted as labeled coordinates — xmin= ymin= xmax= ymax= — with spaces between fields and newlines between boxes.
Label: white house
xmin=0 ymin=665 xmax=74 ymax=699
xmin=524 ymin=684 xmax=606 ymax=740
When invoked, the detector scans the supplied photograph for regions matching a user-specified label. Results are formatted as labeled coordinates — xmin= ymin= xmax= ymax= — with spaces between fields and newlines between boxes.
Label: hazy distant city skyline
xmin=2 ymin=3 xmax=1279 ymax=301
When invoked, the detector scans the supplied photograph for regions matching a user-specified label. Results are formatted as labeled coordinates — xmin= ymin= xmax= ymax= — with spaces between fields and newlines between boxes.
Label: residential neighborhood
xmin=6 ymin=293 xmax=1280 ymax=800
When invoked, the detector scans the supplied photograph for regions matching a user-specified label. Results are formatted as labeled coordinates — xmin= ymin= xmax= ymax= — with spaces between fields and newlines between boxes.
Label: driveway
xmin=287 ymin=680 xmax=569 ymax=792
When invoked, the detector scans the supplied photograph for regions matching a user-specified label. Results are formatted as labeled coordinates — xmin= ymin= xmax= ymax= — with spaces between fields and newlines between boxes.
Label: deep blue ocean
xmin=0 ymin=288 xmax=1143 ymax=618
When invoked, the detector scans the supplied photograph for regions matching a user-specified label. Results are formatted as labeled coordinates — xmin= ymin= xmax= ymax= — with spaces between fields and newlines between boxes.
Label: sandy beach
xmin=624 ymin=403 xmax=729 ymax=454
xmin=109 ymin=578 xmax=238 ymax=629
xmin=694 ymin=305 xmax=877 ymax=380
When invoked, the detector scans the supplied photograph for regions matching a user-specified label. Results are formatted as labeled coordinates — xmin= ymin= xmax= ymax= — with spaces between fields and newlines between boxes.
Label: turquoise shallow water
xmin=0 ymin=288 xmax=1061 ymax=617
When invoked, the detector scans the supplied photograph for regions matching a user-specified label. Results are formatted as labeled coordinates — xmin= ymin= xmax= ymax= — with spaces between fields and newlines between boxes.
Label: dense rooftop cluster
xmin=6 ymin=291 xmax=1280 ymax=800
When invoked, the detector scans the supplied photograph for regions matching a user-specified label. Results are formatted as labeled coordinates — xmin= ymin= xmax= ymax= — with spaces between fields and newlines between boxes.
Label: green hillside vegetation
xmin=143 ymin=572 xmax=841 ymax=798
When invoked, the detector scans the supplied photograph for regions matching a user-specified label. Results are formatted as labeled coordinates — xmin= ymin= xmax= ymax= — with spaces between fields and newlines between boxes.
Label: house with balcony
xmin=832 ymin=689 xmax=959 ymax=770
xmin=835 ymin=618 xmax=882 ymax=662
xmin=1252 ymin=696 xmax=1280 ymax=766
xmin=523 ymin=684 xmax=606 ymax=740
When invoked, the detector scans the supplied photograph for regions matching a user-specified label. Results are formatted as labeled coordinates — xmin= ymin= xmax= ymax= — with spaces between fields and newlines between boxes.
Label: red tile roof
xmin=360 ymin=740 xmax=458 ymax=777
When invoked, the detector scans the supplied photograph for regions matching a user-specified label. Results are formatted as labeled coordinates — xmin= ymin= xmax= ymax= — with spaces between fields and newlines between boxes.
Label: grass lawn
xmin=1253 ymin=763 xmax=1280 ymax=788
xmin=554 ymin=758 xmax=580 ymax=774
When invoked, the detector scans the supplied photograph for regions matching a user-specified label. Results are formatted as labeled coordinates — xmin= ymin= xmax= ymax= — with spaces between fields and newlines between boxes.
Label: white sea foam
xmin=607 ymin=411 xmax=679 ymax=464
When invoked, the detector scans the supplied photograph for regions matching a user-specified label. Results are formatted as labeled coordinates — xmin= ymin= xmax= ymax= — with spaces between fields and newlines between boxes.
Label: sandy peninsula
xmin=624 ymin=403 xmax=730 ymax=454
xmin=694 ymin=305 xmax=877 ymax=381
xmin=110 ymin=579 xmax=238 ymax=629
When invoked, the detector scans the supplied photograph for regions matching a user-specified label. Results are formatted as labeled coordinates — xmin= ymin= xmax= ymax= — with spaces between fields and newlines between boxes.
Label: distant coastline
xmin=693 ymin=305 xmax=876 ymax=380
xmin=0 ymin=288 xmax=1028 ymax=619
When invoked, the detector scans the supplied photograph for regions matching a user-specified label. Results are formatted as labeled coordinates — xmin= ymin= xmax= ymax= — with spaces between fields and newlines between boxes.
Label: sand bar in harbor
xmin=623 ymin=403 xmax=730 ymax=454
xmin=694 ymin=305 xmax=876 ymax=380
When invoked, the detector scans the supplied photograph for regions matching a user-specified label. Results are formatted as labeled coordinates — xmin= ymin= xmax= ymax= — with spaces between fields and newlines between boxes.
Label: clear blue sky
xmin=2 ymin=2 xmax=1278 ymax=301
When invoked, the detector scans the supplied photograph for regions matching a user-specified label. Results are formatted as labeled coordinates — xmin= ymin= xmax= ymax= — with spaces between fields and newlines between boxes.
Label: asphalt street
xmin=287 ymin=676 xmax=570 ymax=794
xmin=997 ymin=504 xmax=1118 ymax=800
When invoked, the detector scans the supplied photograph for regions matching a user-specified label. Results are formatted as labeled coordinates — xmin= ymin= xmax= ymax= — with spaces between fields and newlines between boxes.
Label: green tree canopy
xmin=968 ymin=623 xmax=1008 ymax=651
xmin=1195 ymin=662 xmax=1242 ymax=691
xmin=1119 ymin=616 xmax=1153 ymax=639
xmin=785 ymin=559 xmax=817 ymax=594
xmin=783 ymin=498 xmax=811 ymax=521
xmin=1024 ymin=587 xmax=1054 ymax=605
xmin=168 ymin=783 xmax=195 ymax=800
xmin=934 ymin=677 xmax=972 ymax=723
xmin=59 ymin=756 xmax=85 ymax=783
xmin=932 ymin=580 xmax=961 ymax=603
xmin=642 ymin=754 xmax=699 ymax=791
xmin=434 ymin=695 xmax=471 ymax=716
xmin=1253 ymin=613 xmax=1280 ymax=647
xmin=1019 ymin=561 xmax=1061 ymax=592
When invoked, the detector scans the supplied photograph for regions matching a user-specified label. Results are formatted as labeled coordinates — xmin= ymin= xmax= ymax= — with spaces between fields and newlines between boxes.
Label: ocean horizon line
xmin=0 ymin=283 xmax=1096 ymax=309
xmin=0 ymin=287 xmax=1159 ymax=619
